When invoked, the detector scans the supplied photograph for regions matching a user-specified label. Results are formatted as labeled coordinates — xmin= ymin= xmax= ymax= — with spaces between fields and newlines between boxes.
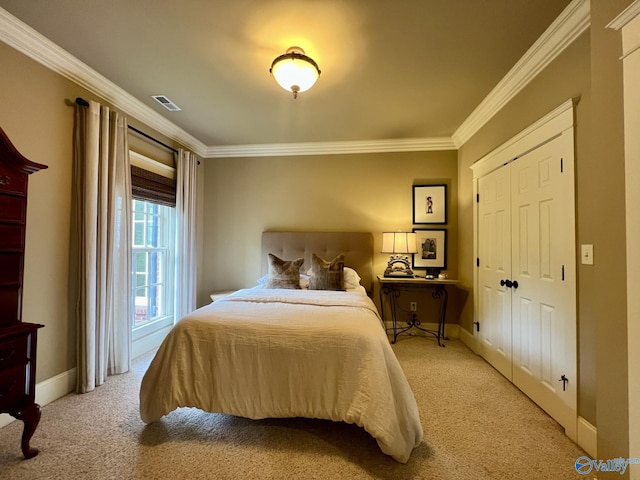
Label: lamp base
xmin=384 ymin=271 xmax=415 ymax=278
xmin=384 ymin=255 xmax=415 ymax=277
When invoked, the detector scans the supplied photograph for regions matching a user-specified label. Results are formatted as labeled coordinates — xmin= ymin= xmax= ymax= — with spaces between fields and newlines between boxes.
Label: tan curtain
xmin=175 ymin=149 xmax=198 ymax=319
xmin=74 ymin=100 xmax=132 ymax=393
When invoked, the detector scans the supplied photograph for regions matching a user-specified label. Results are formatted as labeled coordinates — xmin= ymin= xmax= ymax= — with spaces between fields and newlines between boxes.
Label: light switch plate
xmin=581 ymin=244 xmax=594 ymax=265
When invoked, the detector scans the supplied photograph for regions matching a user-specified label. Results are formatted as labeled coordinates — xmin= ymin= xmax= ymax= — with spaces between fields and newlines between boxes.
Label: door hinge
xmin=476 ymin=258 xmax=480 ymax=267
xmin=562 ymin=265 xmax=565 ymax=281
xmin=476 ymin=193 xmax=479 ymax=203
xmin=473 ymin=321 xmax=480 ymax=332
xmin=561 ymin=157 xmax=564 ymax=173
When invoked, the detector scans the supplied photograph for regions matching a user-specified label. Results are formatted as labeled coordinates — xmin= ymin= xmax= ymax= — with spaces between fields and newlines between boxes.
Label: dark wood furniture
xmin=378 ymin=275 xmax=459 ymax=346
xmin=0 ymin=127 xmax=46 ymax=459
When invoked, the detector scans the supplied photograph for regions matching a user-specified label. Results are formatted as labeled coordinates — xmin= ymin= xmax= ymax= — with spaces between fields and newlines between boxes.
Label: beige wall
xmin=200 ymin=151 xmax=459 ymax=315
xmin=0 ymin=43 xmax=184 ymax=383
xmin=620 ymin=2 xmax=640 ymax=469
xmin=0 ymin=37 xmax=460 ymax=383
xmin=1 ymin=42 xmax=77 ymax=381
xmin=458 ymin=32 xmax=595 ymax=421
xmin=457 ymin=1 xmax=633 ymax=468
xmin=590 ymin=0 xmax=632 ymax=472
xmin=2 ymin=2 xmax=635 ymax=468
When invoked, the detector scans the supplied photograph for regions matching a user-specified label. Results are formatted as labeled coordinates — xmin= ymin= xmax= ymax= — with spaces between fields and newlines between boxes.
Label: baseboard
xmin=0 ymin=367 xmax=77 ymax=429
xmin=460 ymin=332 xmax=596 ymax=457
xmin=445 ymin=323 xmax=460 ymax=339
xmin=384 ymin=322 xmax=460 ymax=340
xmin=577 ymin=416 xmax=597 ymax=458
xmin=458 ymin=325 xmax=478 ymax=353
xmin=457 ymin=328 xmax=596 ymax=458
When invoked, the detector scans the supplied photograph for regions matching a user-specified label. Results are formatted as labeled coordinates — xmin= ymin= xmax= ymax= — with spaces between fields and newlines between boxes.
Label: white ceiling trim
xmin=607 ymin=0 xmax=640 ymax=30
xmin=1 ymin=1 xmax=589 ymax=158
xmin=452 ymin=0 xmax=590 ymax=147
xmin=204 ymin=137 xmax=456 ymax=158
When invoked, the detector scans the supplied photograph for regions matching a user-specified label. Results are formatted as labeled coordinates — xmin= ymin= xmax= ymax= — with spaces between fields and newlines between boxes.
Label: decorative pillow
xmin=266 ymin=254 xmax=304 ymax=289
xmin=308 ymin=253 xmax=345 ymax=291
xmin=258 ymin=273 xmax=309 ymax=288
xmin=306 ymin=265 xmax=360 ymax=290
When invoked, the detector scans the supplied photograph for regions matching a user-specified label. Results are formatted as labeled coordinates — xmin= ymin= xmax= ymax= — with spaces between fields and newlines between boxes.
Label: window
xmin=132 ymin=199 xmax=175 ymax=331
xmin=129 ymin=151 xmax=177 ymax=357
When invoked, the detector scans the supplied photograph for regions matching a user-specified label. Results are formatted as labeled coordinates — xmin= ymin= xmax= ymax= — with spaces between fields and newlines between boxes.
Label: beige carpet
xmin=0 ymin=338 xmax=586 ymax=479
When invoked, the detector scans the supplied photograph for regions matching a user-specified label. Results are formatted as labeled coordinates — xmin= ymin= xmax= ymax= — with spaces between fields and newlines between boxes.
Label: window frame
xmin=132 ymin=200 xmax=176 ymax=342
xmin=129 ymin=151 xmax=177 ymax=356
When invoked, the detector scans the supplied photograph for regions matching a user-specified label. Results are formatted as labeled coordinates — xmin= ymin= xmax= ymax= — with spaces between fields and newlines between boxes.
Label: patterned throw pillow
xmin=266 ymin=254 xmax=304 ymax=289
xmin=308 ymin=253 xmax=345 ymax=291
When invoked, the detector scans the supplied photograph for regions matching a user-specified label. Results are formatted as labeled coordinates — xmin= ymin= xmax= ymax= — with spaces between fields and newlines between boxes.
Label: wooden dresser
xmin=0 ymin=127 xmax=47 ymax=458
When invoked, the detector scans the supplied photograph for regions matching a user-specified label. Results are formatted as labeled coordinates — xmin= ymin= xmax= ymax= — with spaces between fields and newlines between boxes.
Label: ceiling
xmin=0 ymin=0 xmax=576 ymax=157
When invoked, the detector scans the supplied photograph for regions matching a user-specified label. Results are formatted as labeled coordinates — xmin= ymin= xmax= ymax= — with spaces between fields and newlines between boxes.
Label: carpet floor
xmin=0 ymin=337 xmax=587 ymax=479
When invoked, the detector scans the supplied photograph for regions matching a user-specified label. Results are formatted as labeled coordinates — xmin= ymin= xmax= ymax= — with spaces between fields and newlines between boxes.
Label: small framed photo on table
xmin=413 ymin=228 xmax=447 ymax=269
xmin=413 ymin=184 xmax=447 ymax=224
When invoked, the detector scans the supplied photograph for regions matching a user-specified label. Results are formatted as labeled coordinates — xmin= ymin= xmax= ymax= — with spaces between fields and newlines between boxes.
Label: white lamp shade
xmin=382 ymin=232 xmax=418 ymax=254
xmin=271 ymin=56 xmax=319 ymax=93
xmin=270 ymin=47 xmax=320 ymax=97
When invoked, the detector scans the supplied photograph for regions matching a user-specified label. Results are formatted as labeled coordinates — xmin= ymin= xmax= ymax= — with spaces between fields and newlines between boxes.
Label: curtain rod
xmin=75 ymin=97 xmax=178 ymax=154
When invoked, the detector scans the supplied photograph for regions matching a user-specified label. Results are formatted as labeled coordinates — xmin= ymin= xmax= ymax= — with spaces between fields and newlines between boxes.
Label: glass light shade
xmin=382 ymin=232 xmax=418 ymax=254
xmin=270 ymin=47 xmax=320 ymax=98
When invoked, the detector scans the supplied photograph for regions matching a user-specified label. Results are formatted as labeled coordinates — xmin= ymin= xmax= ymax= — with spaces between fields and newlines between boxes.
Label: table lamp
xmin=382 ymin=232 xmax=418 ymax=277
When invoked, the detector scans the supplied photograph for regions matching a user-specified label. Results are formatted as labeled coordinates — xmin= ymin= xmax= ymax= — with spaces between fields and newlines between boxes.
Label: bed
xmin=139 ymin=231 xmax=423 ymax=463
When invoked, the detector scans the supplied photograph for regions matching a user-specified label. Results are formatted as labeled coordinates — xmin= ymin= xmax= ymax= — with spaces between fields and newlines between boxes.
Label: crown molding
xmin=608 ymin=0 xmax=640 ymax=61
xmin=607 ymin=0 xmax=640 ymax=30
xmin=0 ymin=7 xmax=208 ymax=157
xmin=452 ymin=0 xmax=590 ymax=147
xmin=1 ymin=1 xmax=589 ymax=158
xmin=204 ymin=137 xmax=456 ymax=158
xmin=470 ymin=98 xmax=576 ymax=179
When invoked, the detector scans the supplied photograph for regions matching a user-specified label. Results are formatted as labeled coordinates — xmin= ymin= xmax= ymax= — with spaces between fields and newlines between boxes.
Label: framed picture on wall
xmin=413 ymin=184 xmax=447 ymax=224
xmin=413 ymin=228 xmax=447 ymax=269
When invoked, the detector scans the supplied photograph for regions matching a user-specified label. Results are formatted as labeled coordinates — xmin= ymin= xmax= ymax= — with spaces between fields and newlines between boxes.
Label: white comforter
xmin=139 ymin=288 xmax=423 ymax=463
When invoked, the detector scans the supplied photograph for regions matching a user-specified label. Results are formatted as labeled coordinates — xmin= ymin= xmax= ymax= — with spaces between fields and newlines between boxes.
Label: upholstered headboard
xmin=261 ymin=231 xmax=374 ymax=295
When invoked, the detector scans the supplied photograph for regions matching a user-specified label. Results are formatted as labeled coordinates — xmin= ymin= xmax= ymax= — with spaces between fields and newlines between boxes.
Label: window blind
xmin=131 ymin=165 xmax=176 ymax=207
xmin=129 ymin=150 xmax=176 ymax=207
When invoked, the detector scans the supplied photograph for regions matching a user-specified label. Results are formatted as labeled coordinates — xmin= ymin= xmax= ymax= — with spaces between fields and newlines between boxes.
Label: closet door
xmin=477 ymin=165 xmax=512 ymax=379
xmin=510 ymin=134 xmax=577 ymax=439
xmin=475 ymin=130 xmax=577 ymax=440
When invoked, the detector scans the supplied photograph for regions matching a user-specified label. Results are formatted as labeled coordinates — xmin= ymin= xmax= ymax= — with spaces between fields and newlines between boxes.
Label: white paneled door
xmin=476 ymin=123 xmax=577 ymax=440
xmin=509 ymin=134 xmax=577 ymax=440
xmin=477 ymin=165 xmax=512 ymax=380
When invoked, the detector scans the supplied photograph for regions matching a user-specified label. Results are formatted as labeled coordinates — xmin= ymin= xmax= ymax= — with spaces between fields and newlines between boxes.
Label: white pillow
xmin=343 ymin=267 xmax=362 ymax=290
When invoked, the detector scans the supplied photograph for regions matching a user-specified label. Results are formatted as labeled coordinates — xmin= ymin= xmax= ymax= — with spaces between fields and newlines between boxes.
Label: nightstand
xmin=210 ymin=290 xmax=237 ymax=302
xmin=377 ymin=275 xmax=459 ymax=346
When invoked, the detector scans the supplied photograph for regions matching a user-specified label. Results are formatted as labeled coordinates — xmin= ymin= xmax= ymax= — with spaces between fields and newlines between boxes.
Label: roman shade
xmin=131 ymin=165 xmax=176 ymax=207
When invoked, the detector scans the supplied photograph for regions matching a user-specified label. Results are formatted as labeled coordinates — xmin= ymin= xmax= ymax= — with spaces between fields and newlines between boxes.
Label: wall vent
xmin=151 ymin=95 xmax=181 ymax=112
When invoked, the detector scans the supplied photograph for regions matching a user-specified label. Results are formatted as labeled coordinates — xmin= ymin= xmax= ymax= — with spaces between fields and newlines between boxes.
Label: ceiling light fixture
xmin=269 ymin=47 xmax=321 ymax=99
